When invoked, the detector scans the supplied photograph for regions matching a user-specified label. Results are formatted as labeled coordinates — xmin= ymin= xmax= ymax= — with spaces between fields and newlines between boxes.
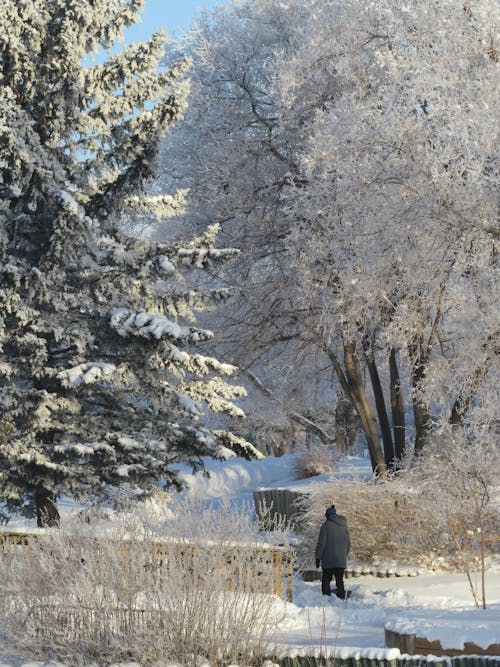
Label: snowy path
xmin=273 ymin=572 xmax=500 ymax=655
xmin=176 ymin=454 xmax=500 ymax=654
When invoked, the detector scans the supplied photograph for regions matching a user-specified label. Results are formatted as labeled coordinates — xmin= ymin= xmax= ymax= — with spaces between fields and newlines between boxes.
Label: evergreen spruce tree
xmin=0 ymin=0 xmax=257 ymax=526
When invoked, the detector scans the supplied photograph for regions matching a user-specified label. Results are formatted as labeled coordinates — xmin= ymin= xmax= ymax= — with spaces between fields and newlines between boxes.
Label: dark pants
xmin=321 ymin=567 xmax=345 ymax=598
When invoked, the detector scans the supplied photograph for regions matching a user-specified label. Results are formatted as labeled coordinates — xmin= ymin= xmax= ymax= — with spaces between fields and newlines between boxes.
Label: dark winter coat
xmin=315 ymin=514 xmax=351 ymax=569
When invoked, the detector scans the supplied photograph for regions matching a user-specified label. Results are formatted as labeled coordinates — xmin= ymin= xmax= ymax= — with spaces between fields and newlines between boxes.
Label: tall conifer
xmin=0 ymin=0 xmax=257 ymax=525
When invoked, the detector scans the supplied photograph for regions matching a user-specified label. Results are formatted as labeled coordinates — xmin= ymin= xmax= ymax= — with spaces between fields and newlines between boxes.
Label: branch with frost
xmin=289 ymin=412 xmax=333 ymax=445
xmin=246 ymin=370 xmax=334 ymax=444
xmin=169 ymin=224 xmax=240 ymax=266
xmin=58 ymin=363 xmax=116 ymax=388
xmin=212 ymin=430 xmax=264 ymax=460
xmin=165 ymin=344 xmax=238 ymax=376
xmin=177 ymin=247 xmax=240 ymax=269
xmin=110 ymin=308 xmax=213 ymax=343
xmin=180 ymin=378 xmax=247 ymax=418
xmin=125 ymin=190 xmax=188 ymax=220
xmin=95 ymin=236 xmax=178 ymax=277
xmin=245 ymin=370 xmax=273 ymax=397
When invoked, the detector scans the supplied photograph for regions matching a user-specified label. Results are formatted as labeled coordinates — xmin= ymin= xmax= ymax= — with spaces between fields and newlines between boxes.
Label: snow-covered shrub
xmin=300 ymin=436 xmax=499 ymax=601
xmin=299 ymin=478 xmax=421 ymax=565
xmin=402 ymin=435 xmax=499 ymax=608
xmin=0 ymin=498 xmax=290 ymax=666
xmin=292 ymin=441 xmax=340 ymax=479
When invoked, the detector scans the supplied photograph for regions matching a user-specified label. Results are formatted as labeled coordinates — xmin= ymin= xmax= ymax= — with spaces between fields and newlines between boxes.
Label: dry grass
xmin=298 ymin=473 xmax=499 ymax=575
xmin=298 ymin=477 xmax=421 ymax=565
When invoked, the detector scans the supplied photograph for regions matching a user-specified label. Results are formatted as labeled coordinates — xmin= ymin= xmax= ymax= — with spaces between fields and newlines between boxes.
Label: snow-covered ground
xmin=278 ymin=573 xmax=500 ymax=658
xmin=174 ymin=453 xmax=500 ymax=656
xmin=3 ymin=453 xmax=500 ymax=666
xmin=173 ymin=452 xmax=371 ymax=502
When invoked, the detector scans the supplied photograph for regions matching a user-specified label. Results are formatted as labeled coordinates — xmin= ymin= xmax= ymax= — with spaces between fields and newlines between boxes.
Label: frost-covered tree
xmin=0 ymin=0 xmax=258 ymax=526
xmin=158 ymin=0 xmax=358 ymax=455
xmin=159 ymin=0 xmax=498 ymax=472
xmin=279 ymin=0 xmax=498 ymax=461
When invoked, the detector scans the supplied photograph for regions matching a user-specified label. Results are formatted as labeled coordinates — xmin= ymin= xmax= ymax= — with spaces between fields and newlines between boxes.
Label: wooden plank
xmin=386 ymin=627 xmax=500 ymax=658
xmin=462 ymin=643 xmax=500 ymax=657
xmin=385 ymin=628 xmax=415 ymax=654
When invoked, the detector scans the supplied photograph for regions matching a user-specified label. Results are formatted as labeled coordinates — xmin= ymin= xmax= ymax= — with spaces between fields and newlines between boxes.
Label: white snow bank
xmin=271 ymin=645 xmax=403 ymax=660
xmin=386 ymin=604 xmax=500 ymax=650
xmin=175 ymin=453 xmax=372 ymax=503
xmin=174 ymin=453 xmax=300 ymax=502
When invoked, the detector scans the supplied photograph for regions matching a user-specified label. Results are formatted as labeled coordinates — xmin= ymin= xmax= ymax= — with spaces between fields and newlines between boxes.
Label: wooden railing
xmin=0 ymin=529 xmax=294 ymax=601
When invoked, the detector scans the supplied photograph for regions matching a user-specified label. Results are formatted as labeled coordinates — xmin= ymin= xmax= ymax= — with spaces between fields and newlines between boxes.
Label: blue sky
xmin=86 ymin=1 xmax=223 ymax=66
xmin=124 ymin=0 xmax=223 ymax=42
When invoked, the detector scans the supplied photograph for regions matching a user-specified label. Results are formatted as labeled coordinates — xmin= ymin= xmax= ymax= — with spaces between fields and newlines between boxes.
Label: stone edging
xmin=302 ymin=567 xmax=420 ymax=582
xmin=272 ymin=656 xmax=500 ymax=667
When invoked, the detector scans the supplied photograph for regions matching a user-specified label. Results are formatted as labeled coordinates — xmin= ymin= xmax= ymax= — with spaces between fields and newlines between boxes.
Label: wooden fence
xmin=385 ymin=628 xmax=500 ymax=657
xmin=0 ymin=530 xmax=294 ymax=601
xmin=253 ymin=488 xmax=308 ymax=530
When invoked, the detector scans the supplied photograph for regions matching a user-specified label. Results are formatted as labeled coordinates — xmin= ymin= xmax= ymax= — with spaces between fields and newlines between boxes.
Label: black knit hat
xmin=325 ymin=505 xmax=337 ymax=518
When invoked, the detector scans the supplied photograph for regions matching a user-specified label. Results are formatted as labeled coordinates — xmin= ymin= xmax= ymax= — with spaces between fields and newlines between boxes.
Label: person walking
xmin=315 ymin=504 xmax=350 ymax=599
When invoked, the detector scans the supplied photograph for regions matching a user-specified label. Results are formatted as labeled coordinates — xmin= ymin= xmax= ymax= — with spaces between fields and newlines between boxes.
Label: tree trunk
xmin=364 ymin=342 xmax=395 ymax=468
xmin=35 ymin=488 xmax=59 ymax=527
xmin=335 ymin=387 xmax=357 ymax=452
xmin=389 ymin=348 xmax=406 ymax=461
xmin=335 ymin=400 xmax=347 ymax=451
xmin=409 ymin=335 xmax=432 ymax=454
xmin=413 ymin=401 xmax=431 ymax=453
xmin=450 ymin=364 xmax=485 ymax=426
xmin=323 ymin=341 xmax=387 ymax=475
xmin=342 ymin=341 xmax=387 ymax=475
xmin=345 ymin=400 xmax=357 ymax=447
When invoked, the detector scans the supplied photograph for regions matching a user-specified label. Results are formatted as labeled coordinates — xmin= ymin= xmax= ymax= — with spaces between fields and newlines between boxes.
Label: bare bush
xmin=298 ymin=478 xmax=422 ymax=567
xmin=292 ymin=441 xmax=340 ymax=479
xmin=403 ymin=437 xmax=500 ymax=608
xmin=0 ymin=495 xmax=291 ymax=666
xmin=299 ymin=437 xmax=499 ymax=606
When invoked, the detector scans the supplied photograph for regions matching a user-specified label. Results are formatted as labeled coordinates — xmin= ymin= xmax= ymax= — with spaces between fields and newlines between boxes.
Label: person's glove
xmin=315 ymin=559 xmax=320 ymax=568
